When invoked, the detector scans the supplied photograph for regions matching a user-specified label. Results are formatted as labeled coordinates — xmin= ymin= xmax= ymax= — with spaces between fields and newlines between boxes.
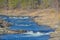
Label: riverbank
xmin=0 ymin=8 xmax=59 ymax=40
xmin=0 ymin=8 xmax=58 ymax=28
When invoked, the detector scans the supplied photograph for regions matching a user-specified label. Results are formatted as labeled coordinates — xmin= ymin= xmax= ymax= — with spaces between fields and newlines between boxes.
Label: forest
xmin=0 ymin=0 xmax=57 ymax=9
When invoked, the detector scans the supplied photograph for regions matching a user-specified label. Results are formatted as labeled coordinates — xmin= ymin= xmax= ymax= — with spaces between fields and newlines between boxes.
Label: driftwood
xmin=7 ymin=30 xmax=27 ymax=34
xmin=0 ymin=28 xmax=27 ymax=34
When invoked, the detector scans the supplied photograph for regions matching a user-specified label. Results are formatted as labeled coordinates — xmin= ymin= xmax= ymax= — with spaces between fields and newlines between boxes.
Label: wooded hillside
xmin=0 ymin=0 xmax=59 ymax=10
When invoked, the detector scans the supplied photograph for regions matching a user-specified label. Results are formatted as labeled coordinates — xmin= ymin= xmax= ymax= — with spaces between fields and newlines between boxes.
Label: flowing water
xmin=0 ymin=15 xmax=55 ymax=40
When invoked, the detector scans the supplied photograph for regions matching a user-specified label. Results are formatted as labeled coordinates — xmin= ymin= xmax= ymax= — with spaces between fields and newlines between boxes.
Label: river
xmin=0 ymin=15 xmax=55 ymax=40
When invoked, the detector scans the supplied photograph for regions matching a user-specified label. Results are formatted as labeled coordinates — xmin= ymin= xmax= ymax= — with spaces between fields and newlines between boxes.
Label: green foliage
xmin=0 ymin=0 xmax=4 ymax=3
xmin=42 ymin=0 xmax=50 ymax=8
xmin=8 ymin=0 xmax=19 ymax=8
xmin=0 ymin=0 xmax=5 ymax=8
xmin=21 ymin=0 xmax=27 ymax=9
xmin=0 ymin=0 xmax=52 ymax=9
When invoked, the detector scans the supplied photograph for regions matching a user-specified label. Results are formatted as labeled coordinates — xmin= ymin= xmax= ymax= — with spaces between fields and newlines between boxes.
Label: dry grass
xmin=0 ymin=9 xmax=60 ymax=40
xmin=0 ymin=8 xmax=59 ymax=28
xmin=49 ymin=11 xmax=60 ymax=40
